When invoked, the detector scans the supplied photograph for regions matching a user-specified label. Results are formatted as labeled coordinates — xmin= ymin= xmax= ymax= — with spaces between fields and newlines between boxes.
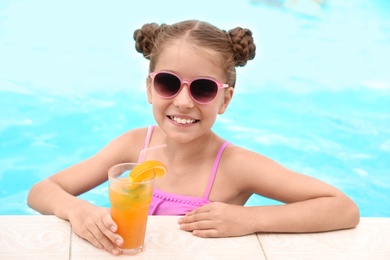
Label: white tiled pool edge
xmin=1 ymin=216 xmax=389 ymax=259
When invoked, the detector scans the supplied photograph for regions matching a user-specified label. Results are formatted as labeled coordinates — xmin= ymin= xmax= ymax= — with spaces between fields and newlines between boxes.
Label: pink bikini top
xmin=139 ymin=126 xmax=230 ymax=216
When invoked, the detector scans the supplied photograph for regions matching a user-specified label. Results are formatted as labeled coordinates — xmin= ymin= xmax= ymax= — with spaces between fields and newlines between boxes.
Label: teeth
xmin=171 ymin=116 xmax=196 ymax=125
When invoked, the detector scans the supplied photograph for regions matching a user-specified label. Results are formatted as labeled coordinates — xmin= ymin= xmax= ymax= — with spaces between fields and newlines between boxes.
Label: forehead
xmin=154 ymin=40 xmax=225 ymax=80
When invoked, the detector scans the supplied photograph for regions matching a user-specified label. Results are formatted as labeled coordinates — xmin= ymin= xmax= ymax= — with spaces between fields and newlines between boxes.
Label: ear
xmin=218 ymin=87 xmax=234 ymax=114
xmin=146 ymin=78 xmax=153 ymax=104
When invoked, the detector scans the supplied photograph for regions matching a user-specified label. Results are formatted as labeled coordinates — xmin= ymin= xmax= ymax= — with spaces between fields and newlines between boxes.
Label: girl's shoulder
xmin=97 ymin=127 xmax=150 ymax=163
xmin=210 ymin=144 xmax=276 ymax=203
xmin=111 ymin=127 xmax=149 ymax=144
xmin=221 ymin=144 xmax=281 ymax=178
xmin=223 ymin=144 xmax=270 ymax=164
xmin=124 ymin=126 xmax=149 ymax=138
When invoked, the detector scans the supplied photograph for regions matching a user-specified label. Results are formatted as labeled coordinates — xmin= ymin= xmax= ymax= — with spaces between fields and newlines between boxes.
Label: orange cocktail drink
xmin=108 ymin=163 xmax=155 ymax=255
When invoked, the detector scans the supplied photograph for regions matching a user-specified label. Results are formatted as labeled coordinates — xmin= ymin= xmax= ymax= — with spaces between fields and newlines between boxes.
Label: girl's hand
xmin=178 ymin=202 xmax=254 ymax=238
xmin=68 ymin=201 xmax=123 ymax=255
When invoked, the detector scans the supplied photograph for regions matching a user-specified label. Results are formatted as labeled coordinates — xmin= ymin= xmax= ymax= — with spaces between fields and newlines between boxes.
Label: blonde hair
xmin=133 ymin=20 xmax=256 ymax=88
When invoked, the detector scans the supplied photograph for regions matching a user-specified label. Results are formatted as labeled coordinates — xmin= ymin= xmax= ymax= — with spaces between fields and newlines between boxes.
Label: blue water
xmin=1 ymin=0 xmax=389 ymax=216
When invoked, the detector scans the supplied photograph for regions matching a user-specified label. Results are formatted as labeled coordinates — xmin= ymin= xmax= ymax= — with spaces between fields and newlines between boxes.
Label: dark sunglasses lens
xmin=154 ymin=73 xmax=181 ymax=97
xmin=191 ymin=79 xmax=218 ymax=103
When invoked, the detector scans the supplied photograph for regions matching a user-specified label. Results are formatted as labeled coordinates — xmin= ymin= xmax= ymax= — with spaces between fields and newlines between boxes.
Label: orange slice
xmin=129 ymin=160 xmax=166 ymax=182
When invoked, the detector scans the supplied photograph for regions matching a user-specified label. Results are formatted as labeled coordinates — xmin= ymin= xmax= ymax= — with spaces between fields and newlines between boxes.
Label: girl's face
xmin=147 ymin=40 xmax=233 ymax=144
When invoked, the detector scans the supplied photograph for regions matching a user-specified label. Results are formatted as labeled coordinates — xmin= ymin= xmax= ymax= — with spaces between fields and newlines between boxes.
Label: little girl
xmin=28 ymin=19 xmax=359 ymax=256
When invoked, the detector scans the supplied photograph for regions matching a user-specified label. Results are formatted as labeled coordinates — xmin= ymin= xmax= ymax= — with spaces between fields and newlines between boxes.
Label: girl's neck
xmin=163 ymin=130 xmax=220 ymax=164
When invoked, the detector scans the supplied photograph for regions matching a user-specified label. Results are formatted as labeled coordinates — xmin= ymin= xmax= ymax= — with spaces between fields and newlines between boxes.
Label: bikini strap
xmin=138 ymin=125 xmax=155 ymax=163
xmin=203 ymin=141 xmax=231 ymax=199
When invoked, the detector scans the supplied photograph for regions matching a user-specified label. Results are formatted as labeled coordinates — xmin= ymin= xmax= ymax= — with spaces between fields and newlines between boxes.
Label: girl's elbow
xmin=27 ymin=181 xmax=47 ymax=212
xmin=26 ymin=183 xmax=39 ymax=209
xmin=351 ymin=202 xmax=360 ymax=228
xmin=344 ymin=197 xmax=360 ymax=229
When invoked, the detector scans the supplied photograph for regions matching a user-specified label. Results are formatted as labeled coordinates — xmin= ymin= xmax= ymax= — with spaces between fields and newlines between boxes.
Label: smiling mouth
xmin=168 ymin=116 xmax=199 ymax=125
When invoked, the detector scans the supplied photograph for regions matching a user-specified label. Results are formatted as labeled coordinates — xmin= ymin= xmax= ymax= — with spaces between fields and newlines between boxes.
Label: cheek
xmin=151 ymin=98 xmax=167 ymax=119
xmin=147 ymin=85 xmax=153 ymax=104
xmin=151 ymin=103 xmax=163 ymax=124
xmin=203 ymin=105 xmax=220 ymax=123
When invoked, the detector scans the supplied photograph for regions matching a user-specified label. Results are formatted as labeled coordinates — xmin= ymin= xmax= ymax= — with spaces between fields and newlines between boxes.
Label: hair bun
xmin=227 ymin=27 xmax=256 ymax=67
xmin=133 ymin=23 xmax=161 ymax=59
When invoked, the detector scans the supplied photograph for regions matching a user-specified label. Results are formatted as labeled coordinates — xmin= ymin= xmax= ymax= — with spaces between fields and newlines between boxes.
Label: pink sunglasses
xmin=149 ymin=71 xmax=229 ymax=104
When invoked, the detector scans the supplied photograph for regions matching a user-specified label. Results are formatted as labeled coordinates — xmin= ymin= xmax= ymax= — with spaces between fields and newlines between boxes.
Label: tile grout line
xmin=69 ymin=224 xmax=73 ymax=260
xmin=256 ymin=234 xmax=269 ymax=260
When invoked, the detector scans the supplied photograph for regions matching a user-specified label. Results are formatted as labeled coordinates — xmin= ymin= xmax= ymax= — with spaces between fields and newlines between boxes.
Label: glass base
xmin=120 ymin=245 xmax=143 ymax=255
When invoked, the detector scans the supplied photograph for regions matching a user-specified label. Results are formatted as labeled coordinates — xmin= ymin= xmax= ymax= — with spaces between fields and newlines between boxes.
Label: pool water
xmin=0 ymin=0 xmax=389 ymax=216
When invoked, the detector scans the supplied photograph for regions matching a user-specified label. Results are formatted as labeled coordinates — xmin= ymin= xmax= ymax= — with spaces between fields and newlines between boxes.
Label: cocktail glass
xmin=108 ymin=163 xmax=154 ymax=255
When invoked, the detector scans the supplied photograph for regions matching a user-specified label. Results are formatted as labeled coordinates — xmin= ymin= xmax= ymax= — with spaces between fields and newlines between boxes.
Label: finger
xmin=82 ymin=220 xmax=119 ymax=255
xmin=178 ymin=204 xmax=214 ymax=225
xmin=80 ymin=229 xmax=105 ymax=250
xmin=192 ymin=229 xmax=220 ymax=238
xmin=100 ymin=214 xmax=123 ymax=246
xmin=185 ymin=204 xmax=211 ymax=216
xmin=179 ymin=211 xmax=210 ymax=225
xmin=94 ymin=221 xmax=122 ymax=255
xmin=180 ymin=218 xmax=215 ymax=232
xmin=97 ymin=220 xmax=123 ymax=247
xmin=102 ymin=211 xmax=118 ymax=233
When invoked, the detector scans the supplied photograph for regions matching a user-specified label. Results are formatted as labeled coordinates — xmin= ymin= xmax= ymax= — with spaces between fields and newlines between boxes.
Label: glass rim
xmin=108 ymin=162 xmax=156 ymax=184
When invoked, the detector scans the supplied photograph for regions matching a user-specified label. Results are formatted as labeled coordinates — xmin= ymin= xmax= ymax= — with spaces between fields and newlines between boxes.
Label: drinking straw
xmin=137 ymin=144 xmax=167 ymax=163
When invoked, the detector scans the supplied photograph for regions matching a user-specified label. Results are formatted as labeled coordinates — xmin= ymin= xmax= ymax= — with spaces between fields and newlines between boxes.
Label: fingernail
xmin=111 ymin=226 xmax=117 ymax=232
xmin=112 ymin=248 xmax=120 ymax=255
xmin=116 ymin=239 xmax=123 ymax=246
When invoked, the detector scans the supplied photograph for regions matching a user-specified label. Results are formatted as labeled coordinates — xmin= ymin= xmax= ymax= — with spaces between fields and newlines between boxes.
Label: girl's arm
xmin=27 ymin=128 xmax=145 ymax=254
xmin=179 ymin=148 xmax=360 ymax=236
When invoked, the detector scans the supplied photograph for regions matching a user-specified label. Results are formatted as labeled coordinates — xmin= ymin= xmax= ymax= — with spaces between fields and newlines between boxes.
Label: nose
xmin=173 ymin=84 xmax=195 ymax=109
